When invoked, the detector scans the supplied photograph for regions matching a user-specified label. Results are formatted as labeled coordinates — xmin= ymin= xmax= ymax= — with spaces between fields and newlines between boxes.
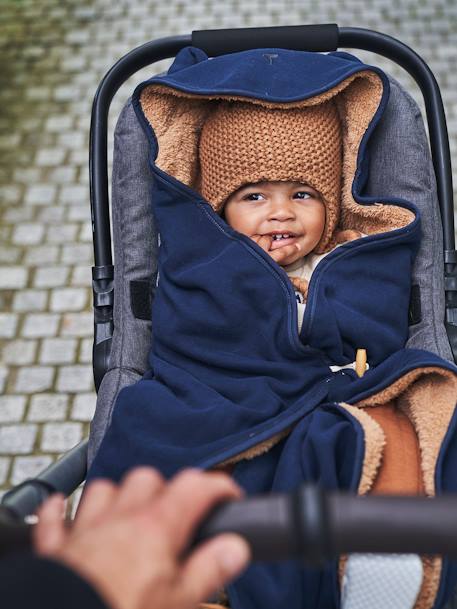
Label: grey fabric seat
xmin=88 ymin=72 xmax=454 ymax=465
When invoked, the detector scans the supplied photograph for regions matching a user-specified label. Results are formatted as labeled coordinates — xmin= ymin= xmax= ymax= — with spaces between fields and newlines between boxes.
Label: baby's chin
xmin=276 ymin=250 xmax=305 ymax=266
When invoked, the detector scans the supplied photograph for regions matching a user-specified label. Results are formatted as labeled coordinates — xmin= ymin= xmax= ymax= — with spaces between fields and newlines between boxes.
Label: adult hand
xmin=33 ymin=467 xmax=250 ymax=609
xmin=251 ymin=234 xmax=301 ymax=265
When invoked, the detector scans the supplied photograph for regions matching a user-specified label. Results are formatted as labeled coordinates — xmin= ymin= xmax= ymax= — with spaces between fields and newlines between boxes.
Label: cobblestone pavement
xmin=0 ymin=0 xmax=456 ymax=501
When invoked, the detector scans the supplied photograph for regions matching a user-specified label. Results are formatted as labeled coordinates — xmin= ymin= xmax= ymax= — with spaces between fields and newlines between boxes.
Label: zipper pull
xmin=355 ymin=348 xmax=367 ymax=378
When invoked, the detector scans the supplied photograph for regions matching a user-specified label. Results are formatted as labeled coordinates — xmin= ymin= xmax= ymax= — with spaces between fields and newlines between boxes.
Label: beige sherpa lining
xmin=339 ymin=366 xmax=457 ymax=609
xmin=337 ymin=403 xmax=386 ymax=495
xmin=139 ymin=69 xmax=415 ymax=237
xmin=215 ymin=425 xmax=293 ymax=468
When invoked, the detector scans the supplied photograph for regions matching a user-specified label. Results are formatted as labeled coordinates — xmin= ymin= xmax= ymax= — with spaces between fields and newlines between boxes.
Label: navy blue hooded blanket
xmin=88 ymin=47 xmax=457 ymax=609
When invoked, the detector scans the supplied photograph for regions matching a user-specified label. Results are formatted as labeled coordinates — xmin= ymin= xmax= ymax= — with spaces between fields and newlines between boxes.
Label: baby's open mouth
xmin=267 ymin=233 xmax=299 ymax=251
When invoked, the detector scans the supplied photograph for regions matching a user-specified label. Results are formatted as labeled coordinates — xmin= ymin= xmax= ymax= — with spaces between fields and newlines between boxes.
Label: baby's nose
xmin=270 ymin=198 xmax=295 ymax=217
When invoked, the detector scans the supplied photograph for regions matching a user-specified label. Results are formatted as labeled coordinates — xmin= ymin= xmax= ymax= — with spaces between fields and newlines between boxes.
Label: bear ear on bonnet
xmin=168 ymin=46 xmax=209 ymax=74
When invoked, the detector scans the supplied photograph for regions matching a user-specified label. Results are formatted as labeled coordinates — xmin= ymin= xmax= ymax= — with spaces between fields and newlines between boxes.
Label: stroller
xmin=2 ymin=23 xmax=457 ymax=609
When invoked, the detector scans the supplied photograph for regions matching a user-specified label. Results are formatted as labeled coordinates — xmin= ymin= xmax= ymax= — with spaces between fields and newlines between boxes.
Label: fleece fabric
xmin=87 ymin=46 xmax=457 ymax=609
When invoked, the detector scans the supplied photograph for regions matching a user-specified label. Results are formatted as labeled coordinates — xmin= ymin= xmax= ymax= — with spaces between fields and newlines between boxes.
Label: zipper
xmin=298 ymin=227 xmax=418 ymax=345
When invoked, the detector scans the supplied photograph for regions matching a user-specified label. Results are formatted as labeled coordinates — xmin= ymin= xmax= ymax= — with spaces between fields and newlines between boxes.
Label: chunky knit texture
xmin=198 ymin=99 xmax=343 ymax=253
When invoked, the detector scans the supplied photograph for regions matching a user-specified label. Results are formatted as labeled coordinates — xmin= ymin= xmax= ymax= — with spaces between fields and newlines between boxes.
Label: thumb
xmin=178 ymin=534 xmax=250 ymax=605
xmin=251 ymin=235 xmax=272 ymax=252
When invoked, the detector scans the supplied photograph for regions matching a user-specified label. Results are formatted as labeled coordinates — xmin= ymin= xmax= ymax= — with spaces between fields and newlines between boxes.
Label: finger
xmin=113 ymin=467 xmax=166 ymax=514
xmin=251 ymin=235 xmax=272 ymax=252
xmin=153 ymin=469 xmax=244 ymax=553
xmin=178 ymin=534 xmax=251 ymax=606
xmin=33 ymin=494 xmax=66 ymax=555
xmin=73 ymin=478 xmax=118 ymax=529
xmin=270 ymin=243 xmax=300 ymax=263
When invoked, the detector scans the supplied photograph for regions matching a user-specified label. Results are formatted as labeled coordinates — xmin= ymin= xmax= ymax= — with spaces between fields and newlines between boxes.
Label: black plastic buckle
xmin=92 ymin=265 xmax=114 ymax=391
xmin=92 ymin=264 xmax=114 ymax=310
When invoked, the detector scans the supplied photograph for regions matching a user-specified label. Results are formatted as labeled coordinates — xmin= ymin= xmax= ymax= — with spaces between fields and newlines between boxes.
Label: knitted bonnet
xmin=198 ymin=99 xmax=343 ymax=253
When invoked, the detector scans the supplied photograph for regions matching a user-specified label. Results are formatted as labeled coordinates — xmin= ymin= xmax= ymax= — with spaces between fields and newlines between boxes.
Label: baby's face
xmin=224 ymin=181 xmax=326 ymax=266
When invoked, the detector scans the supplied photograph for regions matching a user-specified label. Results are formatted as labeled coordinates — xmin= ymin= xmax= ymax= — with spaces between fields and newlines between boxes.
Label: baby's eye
xmin=243 ymin=193 xmax=264 ymax=201
xmin=294 ymin=191 xmax=312 ymax=199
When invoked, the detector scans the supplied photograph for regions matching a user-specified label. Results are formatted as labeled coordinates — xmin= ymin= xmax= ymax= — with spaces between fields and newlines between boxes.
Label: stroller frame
xmin=2 ymin=24 xmax=457 ymax=564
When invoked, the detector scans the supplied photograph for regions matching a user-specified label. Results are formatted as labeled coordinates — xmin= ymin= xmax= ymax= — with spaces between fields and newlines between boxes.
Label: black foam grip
xmin=329 ymin=493 xmax=457 ymax=556
xmin=192 ymin=24 xmax=339 ymax=56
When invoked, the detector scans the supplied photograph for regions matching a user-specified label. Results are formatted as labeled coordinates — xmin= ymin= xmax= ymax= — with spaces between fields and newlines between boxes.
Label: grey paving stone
xmin=12 ymin=223 xmax=45 ymax=245
xmin=54 ymin=85 xmax=80 ymax=102
xmin=0 ymin=226 xmax=11 ymax=242
xmin=14 ymin=366 xmax=54 ymax=393
xmin=79 ymin=337 xmax=92 ymax=363
xmin=67 ymin=205 xmax=91 ymax=221
xmin=0 ymin=396 xmax=27 ymax=423
xmin=79 ymin=221 xmax=92 ymax=242
xmin=45 ymin=115 xmax=74 ymax=132
xmin=0 ymin=458 xmax=10 ymax=486
xmin=0 ymin=184 xmax=22 ymax=204
xmin=28 ymin=393 xmax=69 ymax=421
xmin=46 ymin=224 xmax=78 ymax=243
xmin=0 ymin=314 xmax=18 ymax=339
xmin=40 ymin=337 xmax=77 ymax=364
xmin=13 ymin=168 xmax=42 ymax=185
xmin=56 ymin=365 xmax=93 ymax=392
xmin=41 ymin=422 xmax=83 ymax=452
xmin=24 ymin=244 xmax=59 ymax=265
xmin=22 ymin=313 xmax=60 ymax=338
xmin=74 ymin=6 xmax=97 ymax=19
xmin=34 ymin=266 xmax=69 ymax=288
xmin=47 ymin=166 xmax=78 ymax=184
xmin=50 ymin=287 xmax=88 ymax=312
xmin=57 ymin=131 xmax=86 ymax=149
xmin=23 ymin=88 xmax=52 ymax=104
xmin=0 ymin=246 xmax=21 ymax=264
xmin=0 ymin=134 xmax=21 ymax=148
xmin=2 ymin=339 xmax=38 ymax=365
xmin=0 ymin=266 xmax=28 ymax=289
xmin=71 ymin=265 xmax=92 ymax=287
xmin=3 ymin=206 xmax=35 ymax=223
xmin=71 ymin=392 xmax=96 ymax=421
xmin=0 ymin=367 xmax=7 ymax=394
xmin=61 ymin=312 xmax=93 ymax=337
xmin=37 ymin=205 xmax=66 ymax=223
xmin=60 ymin=184 xmax=89 ymax=205
xmin=61 ymin=243 xmax=92 ymax=264
xmin=65 ymin=29 xmax=92 ymax=44
xmin=0 ymin=424 xmax=37 ymax=454
xmin=24 ymin=184 xmax=57 ymax=206
xmin=11 ymin=455 xmax=54 ymax=485
xmin=21 ymin=117 xmax=43 ymax=132
xmin=36 ymin=148 xmax=67 ymax=167
xmin=13 ymin=289 xmax=48 ymax=312
xmin=68 ymin=148 xmax=88 ymax=166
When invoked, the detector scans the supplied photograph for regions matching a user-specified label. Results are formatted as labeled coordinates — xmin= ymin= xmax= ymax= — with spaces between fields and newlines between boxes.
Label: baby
xmin=197 ymin=99 xmax=363 ymax=328
xmin=223 ymin=180 xmax=328 ymax=325
xmin=223 ymin=180 xmax=324 ymax=266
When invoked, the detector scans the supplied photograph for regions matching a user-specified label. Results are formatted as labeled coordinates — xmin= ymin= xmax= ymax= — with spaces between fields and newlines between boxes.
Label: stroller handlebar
xmin=192 ymin=24 xmax=339 ymax=56
xmin=3 ymin=483 xmax=457 ymax=563
xmin=192 ymin=485 xmax=457 ymax=564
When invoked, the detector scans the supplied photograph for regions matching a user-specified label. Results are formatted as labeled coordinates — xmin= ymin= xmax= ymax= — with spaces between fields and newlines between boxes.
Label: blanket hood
xmin=135 ymin=46 xmax=415 ymax=238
